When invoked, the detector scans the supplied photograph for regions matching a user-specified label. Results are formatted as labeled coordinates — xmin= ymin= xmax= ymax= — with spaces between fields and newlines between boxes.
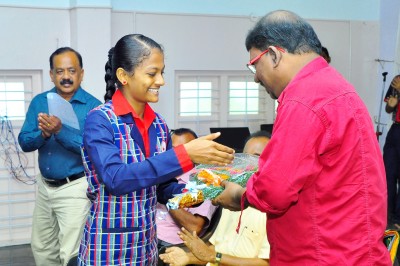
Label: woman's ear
xmin=116 ymin=67 xmax=128 ymax=84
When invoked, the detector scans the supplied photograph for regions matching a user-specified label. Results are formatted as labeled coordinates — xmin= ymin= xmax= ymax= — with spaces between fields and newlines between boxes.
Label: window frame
xmin=175 ymin=70 xmax=276 ymax=136
xmin=0 ymin=70 xmax=42 ymax=123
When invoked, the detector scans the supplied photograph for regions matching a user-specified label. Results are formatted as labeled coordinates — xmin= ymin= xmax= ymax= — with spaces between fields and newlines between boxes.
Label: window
xmin=179 ymin=81 xmax=212 ymax=116
xmin=0 ymin=70 xmax=41 ymax=246
xmin=0 ymin=81 xmax=26 ymax=119
xmin=0 ymin=70 xmax=42 ymax=120
xmin=175 ymin=71 xmax=276 ymax=136
xmin=229 ymin=81 xmax=259 ymax=115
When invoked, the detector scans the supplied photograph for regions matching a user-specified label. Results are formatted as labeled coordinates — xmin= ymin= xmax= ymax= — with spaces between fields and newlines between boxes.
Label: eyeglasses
xmin=246 ymin=46 xmax=285 ymax=74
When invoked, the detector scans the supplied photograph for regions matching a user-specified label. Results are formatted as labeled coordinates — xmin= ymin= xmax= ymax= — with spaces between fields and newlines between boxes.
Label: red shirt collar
xmin=112 ymin=89 xmax=156 ymax=125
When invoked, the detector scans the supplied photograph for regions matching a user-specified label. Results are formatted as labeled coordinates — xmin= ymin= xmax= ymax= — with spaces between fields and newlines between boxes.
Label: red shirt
xmin=245 ymin=57 xmax=390 ymax=265
xmin=112 ymin=89 xmax=156 ymax=157
xmin=112 ymin=89 xmax=192 ymax=170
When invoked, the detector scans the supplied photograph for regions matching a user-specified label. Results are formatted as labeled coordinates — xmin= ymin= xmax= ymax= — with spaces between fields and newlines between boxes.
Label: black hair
xmin=104 ymin=34 xmax=164 ymax=102
xmin=244 ymin=130 xmax=271 ymax=144
xmin=49 ymin=47 xmax=83 ymax=70
xmin=321 ymin=46 xmax=331 ymax=63
xmin=245 ymin=10 xmax=322 ymax=55
xmin=170 ymin=128 xmax=198 ymax=139
xmin=321 ymin=46 xmax=330 ymax=57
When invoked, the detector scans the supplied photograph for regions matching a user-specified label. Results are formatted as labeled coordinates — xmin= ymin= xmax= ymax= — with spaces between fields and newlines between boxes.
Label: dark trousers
xmin=384 ymin=123 xmax=400 ymax=223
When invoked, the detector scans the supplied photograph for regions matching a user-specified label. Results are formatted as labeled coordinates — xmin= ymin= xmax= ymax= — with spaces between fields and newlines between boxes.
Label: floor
xmin=0 ymin=244 xmax=35 ymax=266
xmin=0 ymin=243 xmax=399 ymax=266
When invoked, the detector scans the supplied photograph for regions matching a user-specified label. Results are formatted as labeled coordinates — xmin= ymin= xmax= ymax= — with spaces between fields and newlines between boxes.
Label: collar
xmin=49 ymin=86 xmax=87 ymax=103
xmin=112 ymin=89 xmax=156 ymax=124
xmin=278 ymin=56 xmax=328 ymax=104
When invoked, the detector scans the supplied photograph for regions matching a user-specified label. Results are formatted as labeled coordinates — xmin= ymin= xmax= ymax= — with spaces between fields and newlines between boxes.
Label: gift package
xmin=166 ymin=153 xmax=259 ymax=210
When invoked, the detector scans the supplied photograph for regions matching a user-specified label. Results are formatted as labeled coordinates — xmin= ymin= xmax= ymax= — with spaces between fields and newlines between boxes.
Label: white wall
xmin=113 ymin=12 xmax=378 ymax=128
xmin=0 ymin=4 xmax=384 ymax=126
xmin=0 ymin=6 xmax=111 ymax=101
xmin=0 ymin=5 xmax=383 ymax=126
xmin=377 ymin=0 xmax=400 ymax=147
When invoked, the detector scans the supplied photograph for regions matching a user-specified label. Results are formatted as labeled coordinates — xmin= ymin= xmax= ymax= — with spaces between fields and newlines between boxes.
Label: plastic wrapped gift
xmin=166 ymin=153 xmax=258 ymax=209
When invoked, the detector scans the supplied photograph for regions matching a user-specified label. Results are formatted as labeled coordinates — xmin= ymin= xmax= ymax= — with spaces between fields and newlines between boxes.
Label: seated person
xmin=159 ymin=130 xmax=271 ymax=266
xmin=157 ymin=128 xmax=218 ymax=248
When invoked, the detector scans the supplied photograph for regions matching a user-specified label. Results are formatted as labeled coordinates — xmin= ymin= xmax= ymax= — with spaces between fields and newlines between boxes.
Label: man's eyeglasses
xmin=246 ymin=46 xmax=285 ymax=74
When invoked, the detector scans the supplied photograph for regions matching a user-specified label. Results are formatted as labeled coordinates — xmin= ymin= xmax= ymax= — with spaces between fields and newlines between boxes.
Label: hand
xmin=159 ymin=246 xmax=190 ymax=266
xmin=387 ymin=95 xmax=399 ymax=108
xmin=38 ymin=113 xmax=62 ymax=135
xmin=184 ymin=132 xmax=235 ymax=166
xmin=178 ymin=227 xmax=214 ymax=262
xmin=212 ymin=181 xmax=246 ymax=211
xmin=40 ymin=128 xmax=52 ymax=139
xmin=391 ymin=75 xmax=400 ymax=91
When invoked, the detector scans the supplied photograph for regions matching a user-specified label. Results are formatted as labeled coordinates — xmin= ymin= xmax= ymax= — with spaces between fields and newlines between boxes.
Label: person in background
xmin=159 ymin=130 xmax=271 ymax=266
xmin=213 ymin=10 xmax=391 ymax=265
xmin=383 ymin=74 xmax=400 ymax=229
xmin=170 ymin=128 xmax=198 ymax=146
xmin=18 ymin=47 xmax=101 ymax=266
xmin=157 ymin=128 xmax=218 ymax=249
xmin=321 ymin=46 xmax=331 ymax=63
xmin=241 ymin=130 xmax=271 ymax=156
xmin=77 ymin=34 xmax=234 ymax=266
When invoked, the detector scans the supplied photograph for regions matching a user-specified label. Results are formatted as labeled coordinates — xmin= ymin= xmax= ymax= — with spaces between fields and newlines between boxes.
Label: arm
xmin=49 ymin=96 xmax=101 ymax=154
xmin=385 ymin=95 xmax=398 ymax=114
xmin=157 ymin=179 xmax=186 ymax=204
xmin=183 ymin=133 xmax=234 ymax=166
xmin=52 ymin=96 xmax=101 ymax=154
xmin=84 ymin=110 xmax=192 ymax=196
xmin=218 ymin=255 xmax=269 ymax=266
xmin=85 ymin=110 xmax=234 ymax=196
xmin=385 ymin=76 xmax=400 ymax=114
xmin=245 ymin=102 xmax=324 ymax=214
xmin=159 ymin=246 xmax=207 ymax=266
xmin=38 ymin=113 xmax=83 ymax=154
xmin=212 ymin=181 xmax=245 ymax=211
xmin=169 ymin=209 xmax=207 ymax=235
xmin=18 ymin=99 xmax=47 ymax=152
xmin=178 ymin=228 xmax=269 ymax=266
xmin=160 ymin=246 xmax=269 ymax=266
xmin=54 ymin=124 xmax=83 ymax=154
xmin=168 ymin=195 xmax=217 ymax=234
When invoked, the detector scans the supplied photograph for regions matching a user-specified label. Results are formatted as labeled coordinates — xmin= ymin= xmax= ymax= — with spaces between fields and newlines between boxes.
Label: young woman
xmin=77 ymin=34 xmax=234 ymax=265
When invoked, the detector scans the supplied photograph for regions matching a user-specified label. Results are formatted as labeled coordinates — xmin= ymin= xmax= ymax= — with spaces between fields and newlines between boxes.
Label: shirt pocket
xmin=231 ymin=226 xmax=264 ymax=258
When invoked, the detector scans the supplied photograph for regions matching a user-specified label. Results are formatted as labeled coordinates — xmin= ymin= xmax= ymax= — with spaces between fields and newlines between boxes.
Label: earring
xmin=122 ymin=80 xmax=127 ymax=85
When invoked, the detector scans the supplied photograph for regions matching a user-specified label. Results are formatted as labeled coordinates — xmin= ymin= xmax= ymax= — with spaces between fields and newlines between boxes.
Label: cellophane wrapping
xmin=166 ymin=153 xmax=259 ymax=209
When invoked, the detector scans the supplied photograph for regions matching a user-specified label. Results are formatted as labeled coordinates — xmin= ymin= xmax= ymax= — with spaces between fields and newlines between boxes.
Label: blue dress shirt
xmin=18 ymin=87 xmax=101 ymax=179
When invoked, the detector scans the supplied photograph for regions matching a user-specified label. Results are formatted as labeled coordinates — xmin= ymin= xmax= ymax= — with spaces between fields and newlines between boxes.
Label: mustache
xmin=60 ymin=79 xmax=73 ymax=85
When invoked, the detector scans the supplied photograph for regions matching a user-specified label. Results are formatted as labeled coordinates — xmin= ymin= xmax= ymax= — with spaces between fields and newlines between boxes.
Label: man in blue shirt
xmin=18 ymin=47 xmax=101 ymax=266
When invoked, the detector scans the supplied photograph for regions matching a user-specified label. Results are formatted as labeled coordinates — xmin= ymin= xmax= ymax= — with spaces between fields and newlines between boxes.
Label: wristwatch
xmin=215 ymin=252 xmax=222 ymax=265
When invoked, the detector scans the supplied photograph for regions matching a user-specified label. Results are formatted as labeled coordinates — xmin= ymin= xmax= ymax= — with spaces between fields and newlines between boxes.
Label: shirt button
xmin=46 ymin=167 xmax=50 ymax=171
xmin=48 ymin=152 xmax=51 ymax=155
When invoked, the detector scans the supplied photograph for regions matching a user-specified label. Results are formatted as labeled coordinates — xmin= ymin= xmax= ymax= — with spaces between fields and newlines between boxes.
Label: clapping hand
xmin=159 ymin=246 xmax=189 ymax=266
xmin=387 ymin=95 xmax=399 ymax=108
xmin=38 ymin=113 xmax=62 ymax=138
xmin=178 ymin=227 xmax=214 ymax=263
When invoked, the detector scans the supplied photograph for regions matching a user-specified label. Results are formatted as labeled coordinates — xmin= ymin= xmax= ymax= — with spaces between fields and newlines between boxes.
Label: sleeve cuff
xmin=174 ymin=144 xmax=194 ymax=173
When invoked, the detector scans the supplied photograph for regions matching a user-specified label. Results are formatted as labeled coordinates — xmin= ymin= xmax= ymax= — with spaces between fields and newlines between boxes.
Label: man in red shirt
xmin=214 ymin=10 xmax=391 ymax=265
